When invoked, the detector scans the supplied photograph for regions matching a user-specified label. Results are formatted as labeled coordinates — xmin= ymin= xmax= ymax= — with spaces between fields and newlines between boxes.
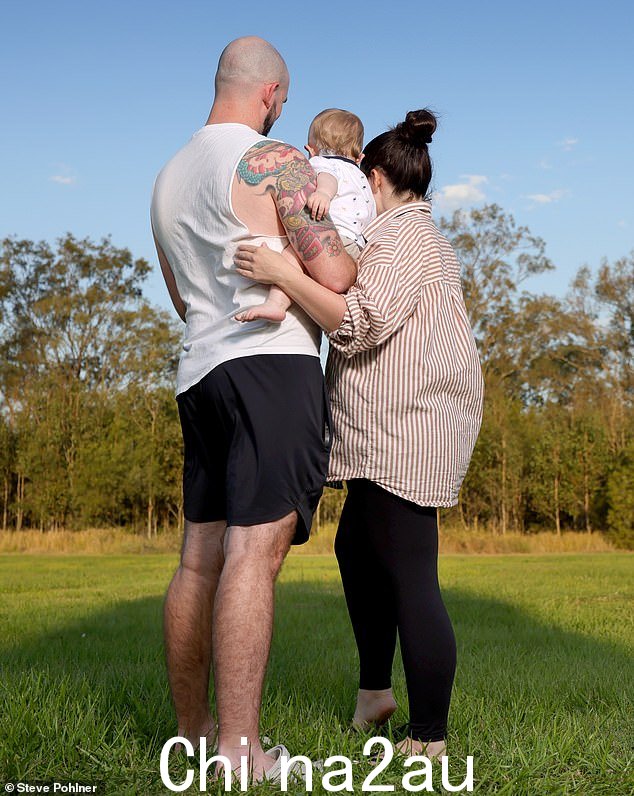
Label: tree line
xmin=0 ymin=206 xmax=632 ymax=547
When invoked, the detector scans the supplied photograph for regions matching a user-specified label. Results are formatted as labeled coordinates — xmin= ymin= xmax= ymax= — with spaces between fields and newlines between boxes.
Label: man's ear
xmin=262 ymin=81 xmax=279 ymax=109
xmin=369 ymin=167 xmax=381 ymax=192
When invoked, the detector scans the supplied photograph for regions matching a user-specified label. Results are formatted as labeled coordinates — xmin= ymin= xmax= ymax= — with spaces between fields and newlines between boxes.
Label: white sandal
xmin=263 ymin=744 xmax=307 ymax=784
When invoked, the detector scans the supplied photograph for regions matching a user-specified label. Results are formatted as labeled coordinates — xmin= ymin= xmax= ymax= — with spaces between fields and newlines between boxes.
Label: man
xmin=150 ymin=36 xmax=356 ymax=781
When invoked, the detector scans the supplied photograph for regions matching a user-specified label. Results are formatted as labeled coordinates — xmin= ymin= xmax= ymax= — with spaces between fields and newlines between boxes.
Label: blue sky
xmin=1 ymin=0 xmax=632 ymax=312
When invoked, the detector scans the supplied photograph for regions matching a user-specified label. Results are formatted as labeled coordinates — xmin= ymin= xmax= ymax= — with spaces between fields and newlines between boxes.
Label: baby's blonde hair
xmin=308 ymin=108 xmax=364 ymax=159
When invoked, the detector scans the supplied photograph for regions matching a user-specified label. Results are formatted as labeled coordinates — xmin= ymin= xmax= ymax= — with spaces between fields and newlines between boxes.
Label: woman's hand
xmin=237 ymin=240 xmax=348 ymax=332
xmin=234 ymin=243 xmax=293 ymax=285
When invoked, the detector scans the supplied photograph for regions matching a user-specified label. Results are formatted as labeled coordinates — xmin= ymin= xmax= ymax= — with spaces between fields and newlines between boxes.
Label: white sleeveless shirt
xmin=151 ymin=123 xmax=321 ymax=396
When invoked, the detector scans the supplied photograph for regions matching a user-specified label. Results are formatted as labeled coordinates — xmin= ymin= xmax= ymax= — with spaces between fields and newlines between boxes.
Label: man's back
xmin=156 ymin=36 xmax=360 ymax=784
xmin=151 ymin=123 xmax=321 ymax=396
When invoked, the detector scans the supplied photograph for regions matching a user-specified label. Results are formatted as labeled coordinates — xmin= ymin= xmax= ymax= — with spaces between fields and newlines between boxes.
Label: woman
xmin=235 ymin=109 xmax=484 ymax=759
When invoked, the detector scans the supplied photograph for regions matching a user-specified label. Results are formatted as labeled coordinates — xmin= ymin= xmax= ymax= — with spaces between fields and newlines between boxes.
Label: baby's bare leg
xmin=235 ymin=253 xmax=303 ymax=323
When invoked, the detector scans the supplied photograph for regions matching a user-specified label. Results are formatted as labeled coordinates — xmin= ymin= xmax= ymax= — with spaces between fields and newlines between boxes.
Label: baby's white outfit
xmin=309 ymin=155 xmax=376 ymax=248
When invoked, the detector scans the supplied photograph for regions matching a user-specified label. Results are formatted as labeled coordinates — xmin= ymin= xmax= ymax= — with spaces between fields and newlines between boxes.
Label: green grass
xmin=0 ymin=554 xmax=632 ymax=794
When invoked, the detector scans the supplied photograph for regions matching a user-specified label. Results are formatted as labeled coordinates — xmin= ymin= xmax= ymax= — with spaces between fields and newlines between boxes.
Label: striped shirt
xmin=325 ymin=200 xmax=484 ymax=507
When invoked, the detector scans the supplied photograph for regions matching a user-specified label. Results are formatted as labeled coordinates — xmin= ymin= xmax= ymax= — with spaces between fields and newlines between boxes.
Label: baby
xmin=304 ymin=108 xmax=376 ymax=260
xmin=236 ymin=108 xmax=376 ymax=323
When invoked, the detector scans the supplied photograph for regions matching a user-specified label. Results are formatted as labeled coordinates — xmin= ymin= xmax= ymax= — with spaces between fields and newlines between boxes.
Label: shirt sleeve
xmin=309 ymin=155 xmax=341 ymax=180
xmin=327 ymin=224 xmax=425 ymax=358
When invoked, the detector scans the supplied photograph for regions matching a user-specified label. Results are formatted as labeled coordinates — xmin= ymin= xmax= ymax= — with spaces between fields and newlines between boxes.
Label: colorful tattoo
xmin=236 ymin=141 xmax=290 ymax=185
xmin=237 ymin=141 xmax=342 ymax=261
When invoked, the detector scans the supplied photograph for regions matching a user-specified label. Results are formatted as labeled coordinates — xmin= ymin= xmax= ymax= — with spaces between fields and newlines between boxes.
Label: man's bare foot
xmin=352 ymin=688 xmax=398 ymax=730
xmin=173 ymin=721 xmax=217 ymax=754
xmin=251 ymin=747 xmax=282 ymax=782
xmin=235 ymin=301 xmax=287 ymax=323
xmin=395 ymin=737 xmax=446 ymax=760
xmin=214 ymin=739 xmax=278 ymax=784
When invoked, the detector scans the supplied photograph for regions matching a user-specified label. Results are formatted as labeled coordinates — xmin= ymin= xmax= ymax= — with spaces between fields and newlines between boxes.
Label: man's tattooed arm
xmin=237 ymin=141 xmax=357 ymax=291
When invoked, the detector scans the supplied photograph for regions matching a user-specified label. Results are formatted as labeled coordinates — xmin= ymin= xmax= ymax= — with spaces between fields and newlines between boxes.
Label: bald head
xmin=215 ymin=36 xmax=289 ymax=92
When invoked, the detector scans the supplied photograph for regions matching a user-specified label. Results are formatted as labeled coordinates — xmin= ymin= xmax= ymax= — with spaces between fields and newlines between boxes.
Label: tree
xmin=595 ymin=252 xmax=634 ymax=398
xmin=439 ymin=204 xmax=553 ymax=389
xmin=606 ymin=439 xmax=634 ymax=549
xmin=0 ymin=234 xmax=181 ymax=531
xmin=0 ymin=225 xmax=629 ymax=543
xmin=0 ymin=416 xmax=15 ymax=531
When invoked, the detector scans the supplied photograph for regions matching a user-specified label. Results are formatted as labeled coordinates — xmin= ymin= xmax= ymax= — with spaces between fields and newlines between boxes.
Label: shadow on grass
xmin=1 ymin=578 xmax=632 ymax=793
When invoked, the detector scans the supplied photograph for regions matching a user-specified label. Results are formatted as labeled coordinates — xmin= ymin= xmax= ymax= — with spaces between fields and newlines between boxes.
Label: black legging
xmin=334 ymin=479 xmax=456 ymax=742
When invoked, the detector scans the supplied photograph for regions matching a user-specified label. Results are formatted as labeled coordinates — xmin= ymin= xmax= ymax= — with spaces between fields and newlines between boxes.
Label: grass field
xmin=0 ymin=525 xmax=618 ymax=555
xmin=0 ymin=553 xmax=632 ymax=794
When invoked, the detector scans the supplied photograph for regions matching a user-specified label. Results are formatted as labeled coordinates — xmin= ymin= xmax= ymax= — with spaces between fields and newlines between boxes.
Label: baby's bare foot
xmin=352 ymin=688 xmax=397 ymax=730
xmin=235 ymin=301 xmax=286 ymax=323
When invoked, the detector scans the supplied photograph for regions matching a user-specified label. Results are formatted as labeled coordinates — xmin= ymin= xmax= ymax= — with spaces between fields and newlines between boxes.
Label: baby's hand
xmin=306 ymin=190 xmax=331 ymax=221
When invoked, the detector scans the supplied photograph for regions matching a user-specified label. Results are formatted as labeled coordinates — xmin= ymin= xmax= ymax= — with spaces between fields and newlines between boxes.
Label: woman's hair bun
xmin=394 ymin=109 xmax=437 ymax=146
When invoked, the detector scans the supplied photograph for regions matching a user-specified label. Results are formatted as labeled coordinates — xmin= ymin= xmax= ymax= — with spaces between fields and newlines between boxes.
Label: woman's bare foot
xmin=352 ymin=688 xmax=398 ymax=730
xmin=235 ymin=300 xmax=286 ymax=323
xmin=395 ymin=736 xmax=446 ymax=760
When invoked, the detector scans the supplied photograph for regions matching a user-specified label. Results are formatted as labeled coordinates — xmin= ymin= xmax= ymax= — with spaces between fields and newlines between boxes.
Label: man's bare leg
xmin=164 ymin=519 xmax=226 ymax=748
xmin=213 ymin=510 xmax=296 ymax=779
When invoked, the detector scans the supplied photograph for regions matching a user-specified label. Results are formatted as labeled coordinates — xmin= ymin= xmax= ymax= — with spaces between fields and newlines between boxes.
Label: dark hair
xmin=360 ymin=109 xmax=437 ymax=199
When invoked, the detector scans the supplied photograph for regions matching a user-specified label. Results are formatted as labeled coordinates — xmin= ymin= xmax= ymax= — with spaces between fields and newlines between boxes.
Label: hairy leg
xmin=164 ymin=519 xmax=226 ymax=747
xmin=213 ymin=510 xmax=297 ymax=779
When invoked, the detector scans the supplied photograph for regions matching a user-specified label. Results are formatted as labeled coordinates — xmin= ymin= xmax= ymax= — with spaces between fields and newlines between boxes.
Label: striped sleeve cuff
xmin=327 ymin=294 xmax=364 ymax=354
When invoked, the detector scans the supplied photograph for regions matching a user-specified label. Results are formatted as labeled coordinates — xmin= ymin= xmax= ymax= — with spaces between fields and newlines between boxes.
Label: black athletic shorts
xmin=176 ymin=354 xmax=332 ymax=545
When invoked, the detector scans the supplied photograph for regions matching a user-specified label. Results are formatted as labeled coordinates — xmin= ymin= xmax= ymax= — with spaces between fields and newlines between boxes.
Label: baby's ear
xmin=305 ymin=144 xmax=317 ymax=158
xmin=357 ymin=153 xmax=365 ymax=165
